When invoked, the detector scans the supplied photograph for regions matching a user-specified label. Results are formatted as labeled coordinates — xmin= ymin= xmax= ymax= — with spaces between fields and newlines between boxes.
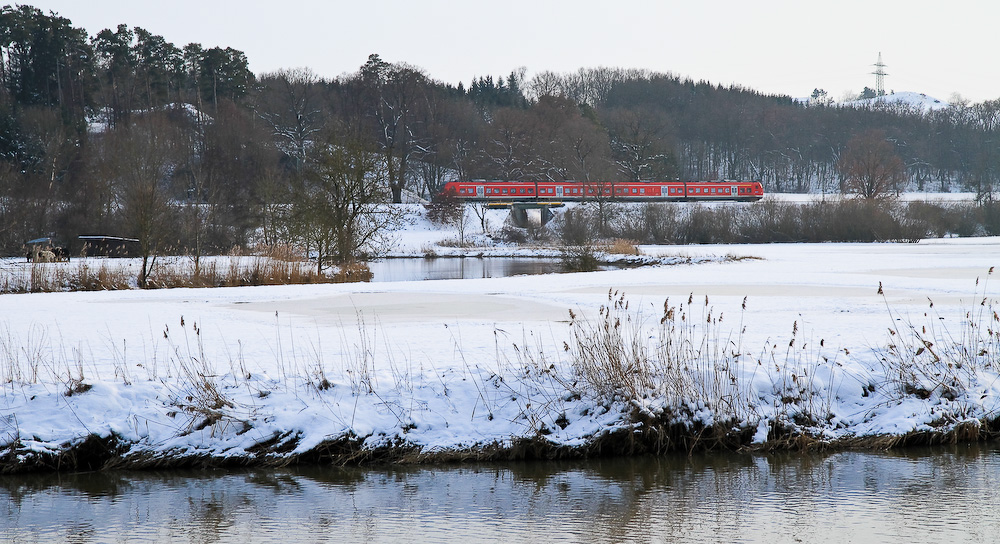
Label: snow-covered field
xmin=3 ymin=206 xmax=1000 ymax=469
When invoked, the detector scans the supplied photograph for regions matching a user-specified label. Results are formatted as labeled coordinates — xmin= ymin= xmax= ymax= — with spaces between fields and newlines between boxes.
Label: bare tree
xmin=293 ymin=129 xmax=400 ymax=269
xmin=357 ymin=54 xmax=428 ymax=203
xmin=531 ymin=96 xmax=610 ymax=181
xmin=481 ymin=107 xmax=541 ymax=180
xmin=98 ymin=115 xmax=179 ymax=286
xmin=601 ymin=106 xmax=677 ymax=181
xmin=18 ymin=106 xmax=78 ymax=237
xmin=254 ymin=165 xmax=294 ymax=247
xmin=527 ymin=70 xmax=564 ymax=101
xmin=838 ymin=129 xmax=905 ymax=199
xmin=256 ymin=67 xmax=324 ymax=170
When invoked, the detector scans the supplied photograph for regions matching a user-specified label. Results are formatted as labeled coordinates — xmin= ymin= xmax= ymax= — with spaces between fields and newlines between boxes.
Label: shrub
xmin=557 ymin=206 xmax=596 ymax=246
xmin=561 ymin=245 xmax=601 ymax=272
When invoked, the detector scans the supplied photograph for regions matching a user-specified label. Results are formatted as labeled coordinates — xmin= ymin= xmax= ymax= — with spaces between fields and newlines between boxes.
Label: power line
xmin=872 ymin=52 xmax=888 ymax=96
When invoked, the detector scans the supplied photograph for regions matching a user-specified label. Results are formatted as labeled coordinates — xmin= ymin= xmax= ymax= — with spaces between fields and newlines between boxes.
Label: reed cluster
xmin=0 ymin=246 xmax=370 ymax=294
xmin=4 ymin=277 xmax=1000 ymax=471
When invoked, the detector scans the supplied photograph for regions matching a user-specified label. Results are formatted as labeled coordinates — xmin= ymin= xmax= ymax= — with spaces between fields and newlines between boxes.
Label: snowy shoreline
xmin=5 ymin=229 xmax=1000 ymax=472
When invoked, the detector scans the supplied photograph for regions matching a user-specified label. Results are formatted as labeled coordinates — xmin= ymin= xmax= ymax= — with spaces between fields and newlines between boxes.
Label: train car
xmin=441 ymin=180 xmax=764 ymax=203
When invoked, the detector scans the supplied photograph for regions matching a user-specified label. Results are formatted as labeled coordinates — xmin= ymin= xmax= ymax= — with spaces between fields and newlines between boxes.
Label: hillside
xmin=840 ymin=91 xmax=950 ymax=111
xmin=1 ymin=5 xmax=1000 ymax=260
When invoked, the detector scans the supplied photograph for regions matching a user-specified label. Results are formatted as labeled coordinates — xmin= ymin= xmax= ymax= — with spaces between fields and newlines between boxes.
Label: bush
xmin=561 ymin=245 xmax=601 ymax=272
xmin=557 ymin=206 xmax=596 ymax=245
xmin=424 ymin=186 xmax=464 ymax=226
xmin=584 ymin=198 xmax=946 ymax=245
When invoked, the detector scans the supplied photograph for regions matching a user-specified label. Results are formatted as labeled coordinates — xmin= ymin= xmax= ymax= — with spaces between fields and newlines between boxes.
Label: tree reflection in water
xmin=4 ymin=445 xmax=1000 ymax=543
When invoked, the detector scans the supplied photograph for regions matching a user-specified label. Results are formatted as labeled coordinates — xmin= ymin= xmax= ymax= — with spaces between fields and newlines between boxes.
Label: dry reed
xmin=0 ymin=245 xmax=371 ymax=294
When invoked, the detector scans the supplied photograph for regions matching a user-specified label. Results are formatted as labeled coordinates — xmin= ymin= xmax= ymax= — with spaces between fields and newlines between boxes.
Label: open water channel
xmin=366 ymin=257 xmax=620 ymax=282
xmin=4 ymin=443 xmax=1000 ymax=543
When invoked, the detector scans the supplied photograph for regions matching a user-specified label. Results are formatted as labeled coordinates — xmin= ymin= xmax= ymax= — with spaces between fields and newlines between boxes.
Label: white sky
xmin=24 ymin=0 xmax=1000 ymax=103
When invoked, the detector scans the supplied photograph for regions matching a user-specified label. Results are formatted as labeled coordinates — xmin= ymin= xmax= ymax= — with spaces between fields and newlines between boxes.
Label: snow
xmin=798 ymin=91 xmax=951 ymax=112
xmin=842 ymin=91 xmax=950 ymax=111
xmin=3 ymin=204 xmax=1000 ymax=465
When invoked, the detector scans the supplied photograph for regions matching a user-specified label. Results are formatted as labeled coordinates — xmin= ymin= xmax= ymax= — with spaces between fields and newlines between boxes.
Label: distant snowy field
xmin=3 ymin=204 xmax=1000 ymax=465
xmin=798 ymin=90 xmax=951 ymax=112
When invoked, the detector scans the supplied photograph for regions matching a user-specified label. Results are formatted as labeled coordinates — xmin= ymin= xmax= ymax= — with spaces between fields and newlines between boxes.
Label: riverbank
xmin=4 ymin=238 xmax=1000 ymax=473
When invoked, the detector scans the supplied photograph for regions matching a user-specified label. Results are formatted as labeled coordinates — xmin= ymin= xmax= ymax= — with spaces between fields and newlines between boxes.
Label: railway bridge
xmin=487 ymin=201 xmax=564 ymax=227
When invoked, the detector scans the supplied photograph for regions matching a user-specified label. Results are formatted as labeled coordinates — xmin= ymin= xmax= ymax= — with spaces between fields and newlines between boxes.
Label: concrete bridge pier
xmin=509 ymin=202 xmax=560 ymax=227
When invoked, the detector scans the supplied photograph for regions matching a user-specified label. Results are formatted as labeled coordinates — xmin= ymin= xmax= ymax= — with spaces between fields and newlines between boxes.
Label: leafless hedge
xmin=555 ymin=199 xmax=1000 ymax=245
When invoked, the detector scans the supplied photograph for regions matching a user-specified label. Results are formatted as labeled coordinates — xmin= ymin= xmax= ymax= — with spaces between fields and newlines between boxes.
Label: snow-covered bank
xmin=4 ymin=236 xmax=1000 ymax=471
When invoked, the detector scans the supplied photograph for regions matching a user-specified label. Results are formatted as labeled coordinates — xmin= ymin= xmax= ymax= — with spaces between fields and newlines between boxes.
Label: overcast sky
xmin=24 ymin=0 xmax=1000 ymax=103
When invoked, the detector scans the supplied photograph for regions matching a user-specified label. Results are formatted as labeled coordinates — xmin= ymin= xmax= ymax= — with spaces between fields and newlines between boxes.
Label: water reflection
xmin=367 ymin=257 xmax=614 ymax=282
xmin=4 ymin=445 xmax=1000 ymax=543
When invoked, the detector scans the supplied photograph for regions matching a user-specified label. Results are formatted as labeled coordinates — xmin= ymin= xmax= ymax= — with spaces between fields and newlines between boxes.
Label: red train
xmin=441 ymin=180 xmax=764 ymax=202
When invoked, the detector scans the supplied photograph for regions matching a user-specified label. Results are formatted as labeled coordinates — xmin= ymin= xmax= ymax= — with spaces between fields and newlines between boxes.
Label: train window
xmin=502 ymin=189 xmax=508 ymax=194
xmin=641 ymin=188 xmax=646 ymax=194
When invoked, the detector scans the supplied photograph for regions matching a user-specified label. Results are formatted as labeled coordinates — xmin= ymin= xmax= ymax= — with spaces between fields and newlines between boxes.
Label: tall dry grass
xmin=0 ymin=245 xmax=371 ymax=294
xmin=604 ymin=239 xmax=641 ymax=256
xmin=875 ymin=271 xmax=1000 ymax=407
xmin=4 ymin=277 xmax=1000 ymax=459
xmin=560 ymin=290 xmax=758 ymax=421
xmin=542 ymin=289 xmax=852 ymax=446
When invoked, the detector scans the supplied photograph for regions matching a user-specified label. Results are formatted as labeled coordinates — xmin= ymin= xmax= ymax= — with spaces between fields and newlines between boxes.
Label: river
xmin=366 ymin=257 xmax=620 ymax=282
xmin=4 ymin=443 xmax=1000 ymax=543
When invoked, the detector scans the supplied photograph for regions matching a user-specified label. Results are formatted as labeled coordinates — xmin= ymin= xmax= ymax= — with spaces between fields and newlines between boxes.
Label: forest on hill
xmin=1 ymin=4 xmax=1000 ymax=261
